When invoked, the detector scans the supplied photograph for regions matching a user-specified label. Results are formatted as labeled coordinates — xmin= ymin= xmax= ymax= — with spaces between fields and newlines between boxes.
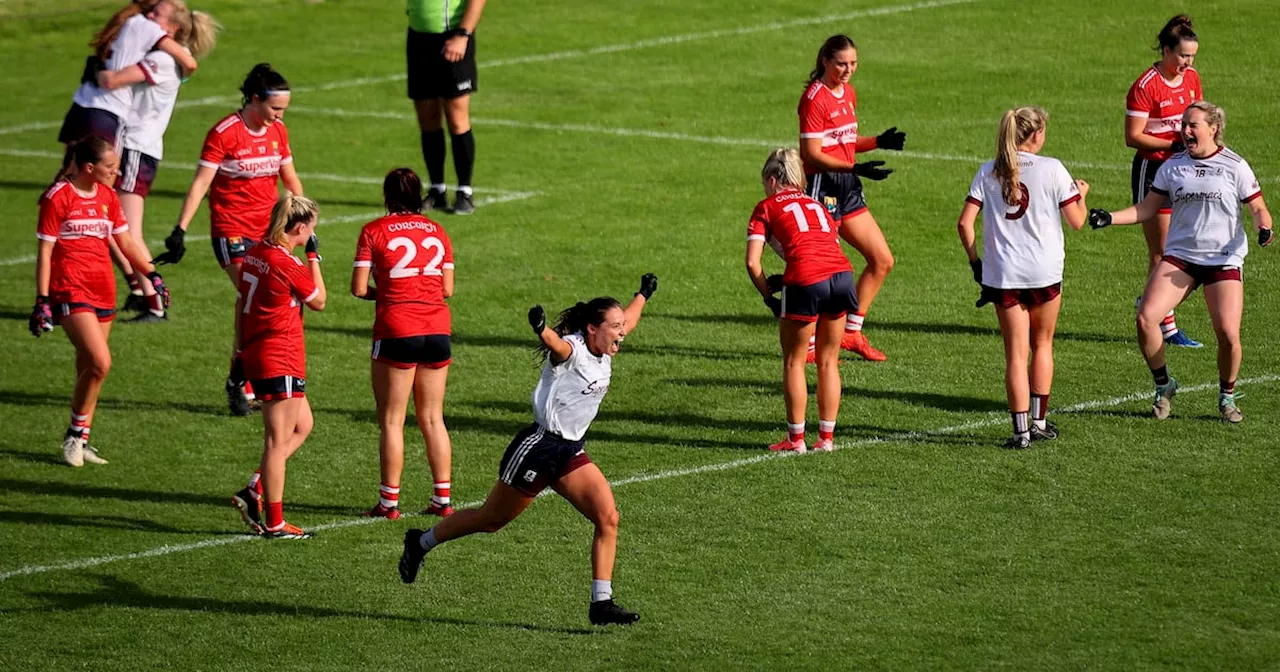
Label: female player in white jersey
xmin=1090 ymin=101 xmax=1273 ymax=423
xmin=1124 ymin=15 xmax=1205 ymax=348
xmin=956 ymin=107 xmax=1090 ymax=448
xmin=94 ymin=5 xmax=220 ymax=322
xmin=399 ymin=276 xmax=658 ymax=627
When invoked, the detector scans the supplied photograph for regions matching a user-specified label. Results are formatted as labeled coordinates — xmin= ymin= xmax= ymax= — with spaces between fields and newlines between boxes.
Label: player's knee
xmin=868 ymin=251 xmax=895 ymax=276
xmin=1135 ymin=310 xmax=1161 ymax=333
xmin=88 ymin=351 xmax=112 ymax=380
xmin=596 ymin=506 xmax=619 ymax=534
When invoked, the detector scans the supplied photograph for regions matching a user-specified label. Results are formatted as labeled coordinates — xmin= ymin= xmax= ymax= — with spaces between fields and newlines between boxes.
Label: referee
xmin=406 ymin=0 xmax=487 ymax=215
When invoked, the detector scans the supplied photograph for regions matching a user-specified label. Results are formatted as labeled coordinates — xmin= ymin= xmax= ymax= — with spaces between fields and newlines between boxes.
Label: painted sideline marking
xmin=3 ymin=373 xmax=1274 ymax=582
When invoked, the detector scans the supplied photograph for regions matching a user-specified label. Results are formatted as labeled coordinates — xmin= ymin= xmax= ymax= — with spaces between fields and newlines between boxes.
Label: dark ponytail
xmin=44 ymin=137 xmax=113 ymax=201
xmin=383 ymin=167 xmax=424 ymax=214
xmin=240 ymin=63 xmax=289 ymax=106
xmin=807 ymin=34 xmax=856 ymax=85
xmin=1155 ymin=14 xmax=1196 ymax=52
xmin=536 ymin=297 xmax=621 ymax=361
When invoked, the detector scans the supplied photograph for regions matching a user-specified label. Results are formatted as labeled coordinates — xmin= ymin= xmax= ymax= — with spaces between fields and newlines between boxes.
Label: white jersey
xmin=122 ymin=50 xmax=183 ymax=160
xmin=72 ymin=15 xmax=168 ymax=120
xmin=966 ymin=151 xmax=1081 ymax=289
xmin=531 ymin=333 xmax=611 ymax=441
xmin=1152 ymin=147 xmax=1262 ymax=268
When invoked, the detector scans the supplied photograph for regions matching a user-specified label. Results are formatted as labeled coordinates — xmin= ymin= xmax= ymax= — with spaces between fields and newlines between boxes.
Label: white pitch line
xmin=3 ymin=372 xmax=1275 ymax=583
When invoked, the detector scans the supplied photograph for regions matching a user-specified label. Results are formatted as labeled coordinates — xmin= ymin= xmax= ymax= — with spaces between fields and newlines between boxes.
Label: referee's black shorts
xmin=406 ymin=29 xmax=477 ymax=100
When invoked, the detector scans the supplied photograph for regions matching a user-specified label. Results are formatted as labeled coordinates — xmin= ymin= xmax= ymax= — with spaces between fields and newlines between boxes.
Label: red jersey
xmin=747 ymin=188 xmax=852 ymax=287
xmin=37 ymin=181 xmax=129 ymax=309
xmin=237 ymin=243 xmax=317 ymax=380
xmin=198 ymin=112 xmax=293 ymax=240
xmin=798 ymin=80 xmax=876 ymax=174
xmin=353 ymin=213 xmax=455 ymax=340
xmin=1126 ymin=65 xmax=1202 ymax=161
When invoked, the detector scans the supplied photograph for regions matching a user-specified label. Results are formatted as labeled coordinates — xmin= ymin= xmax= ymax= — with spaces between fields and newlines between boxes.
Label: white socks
xmin=591 ymin=579 xmax=612 ymax=603
xmin=418 ymin=528 xmax=440 ymax=552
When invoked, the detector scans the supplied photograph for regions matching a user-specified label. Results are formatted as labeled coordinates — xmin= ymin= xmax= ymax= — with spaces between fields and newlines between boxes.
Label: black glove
xmin=146 ymin=271 xmax=170 ymax=309
xmin=305 ymin=234 xmax=321 ymax=262
xmin=1260 ymin=228 xmax=1274 ymax=248
xmin=80 ymin=55 xmax=106 ymax=85
xmin=854 ymin=160 xmax=893 ymax=181
xmin=765 ymin=274 xmax=784 ymax=295
xmin=636 ymin=273 xmax=658 ymax=300
xmin=154 ymin=225 xmax=186 ymax=265
xmin=763 ymin=295 xmax=782 ymax=318
xmin=969 ymin=259 xmax=983 ymax=285
xmin=29 ymin=296 xmax=53 ymax=337
xmin=876 ymin=127 xmax=906 ymax=151
xmin=1170 ymin=137 xmax=1186 ymax=153
xmin=975 ymin=286 xmax=996 ymax=309
xmin=1088 ymin=209 xmax=1113 ymax=230
xmin=528 ymin=305 xmax=546 ymax=334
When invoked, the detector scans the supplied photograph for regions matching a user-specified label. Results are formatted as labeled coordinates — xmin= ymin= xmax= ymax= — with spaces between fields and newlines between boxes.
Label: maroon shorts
xmin=249 ymin=376 xmax=306 ymax=401
xmin=115 ymin=149 xmax=159 ymax=197
xmin=53 ymin=302 xmax=116 ymax=324
xmin=989 ymin=283 xmax=1062 ymax=309
xmin=1163 ymin=255 xmax=1242 ymax=287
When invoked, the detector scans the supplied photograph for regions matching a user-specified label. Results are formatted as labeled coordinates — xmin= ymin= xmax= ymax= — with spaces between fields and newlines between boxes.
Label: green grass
xmin=2 ymin=0 xmax=1280 ymax=668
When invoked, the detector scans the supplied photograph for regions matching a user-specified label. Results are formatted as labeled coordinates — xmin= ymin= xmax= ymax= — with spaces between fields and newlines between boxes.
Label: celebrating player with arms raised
xmin=1091 ymin=101 xmax=1272 ymax=423
xmin=351 ymin=169 xmax=457 ymax=520
xmin=165 ymin=63 xmax=304 ymax=415
xmin=1124 ymin=15 xmax=1205 ymax=348
xmin=399 ymin=275 xmax=658 ymax=627
xmin=797 ymin=34 xmax=906 ymax=363
xmin=229 ymin=194 xmax=326 ymax=539
xmin=957 ymin=107 xmax=1089 ymax=448
xmin=746 ymin=148 xmax=856 ymax=453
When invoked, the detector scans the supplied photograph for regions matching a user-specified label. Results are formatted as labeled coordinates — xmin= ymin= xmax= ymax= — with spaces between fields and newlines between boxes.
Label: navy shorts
xmin=57 ymin=103 xmax=121 ymax=148
xmin=249 ymin=376 xmax=306 ymax=402
xmin=1163 ymin=255 xmax=1242 ymax=288
xmin=1131 ymin=155 xmax=1172 ymax=215
xmin=498 ymin=424 xmax=592 ymax=497
xmin=806 ymin=171 xmax=867 ymax=222
xmin=407 ymin=29 xmax=477 ymax=100
xmin=115 ymin=149 xmax=159 ymax=197
xmin=212 ymin=236 xmax=258 ymax=269
xmin=372 ymin=334 xmax=452 ymax=369
xmin=781 ymin=271 xmax=858 ymax=323
xmin=53 ymin=302 xmax=116 ymax=324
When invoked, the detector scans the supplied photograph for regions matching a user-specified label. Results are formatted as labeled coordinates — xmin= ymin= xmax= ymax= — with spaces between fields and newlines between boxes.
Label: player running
xmin=797 ymin=34 xmax=906 ymax=363
xmin=956 ymin=107 xmax=1090 ymax=449
xmin=229 ymin=194 xmax=326 ymax=539
xmin=30 ymin=137 xmax=170 ymax=467
xmin=746 ymin=148 xmax=856 ymax=453
xmin=95 ymin=4 xmax=220 ymax=322
xmin=164 ymin=63 xmax=304 ymax=415
xmin=399 ymin=275 xmax=659 ymax=627
xmin=1124 ymin=15 xmax=1205 ymax=348
xmin=1089 ymin=101 xmax=1272 ymax=423
xmin=351 ymin=169 xmax=457 ymax=520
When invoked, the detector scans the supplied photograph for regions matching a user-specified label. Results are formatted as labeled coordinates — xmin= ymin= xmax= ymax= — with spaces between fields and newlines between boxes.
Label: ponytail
xmin=91 ymin=1 xmax=161 ymax=60
xmin=761 ymin=147 xmax=806 ymax=192
xmin=168 ymin=1 xmax=221 ymax=59
xmin=266 ymin=193 xmax=318 ymax=246
xmin=241 ymin=63 xmax=289 ymax=106
xmin=993 ymin=106 xmax=1047 ymax=206
xmin=1155 ymin=14 xmax=1196 ymax=52
xmin=43 ymin=137 xmax=113 ymax=201
xmin=807 ymin=34 xmax=856 ymax=85
xmin=536 ymin=297 xmax=621 ymax=361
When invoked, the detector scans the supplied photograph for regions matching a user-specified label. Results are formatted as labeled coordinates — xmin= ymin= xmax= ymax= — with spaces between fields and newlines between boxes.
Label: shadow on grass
xmin=0 ymin=390 xmax=223 ymax=417
xmin=0 ymin=447 xmax=67 ymax=466
xmin=0 ymin=510 xmax=234 ymax=536
xmin=0 ymin=477 xmax=354 ymax=516
xmin=0 ymin=309 xmax=31 ymax=322
xmin=23 ymin=575 xmax=599 ymax=635
xmin=667 ymin=377 xmax=1006 ymax=413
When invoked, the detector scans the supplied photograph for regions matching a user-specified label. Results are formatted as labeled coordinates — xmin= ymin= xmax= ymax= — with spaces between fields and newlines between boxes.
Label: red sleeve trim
xmin=139 ymin=62 xmax=157 ymax=85
xmin=1242 ymin=191 xmax=1263 ymax=204
xmin=965 ymin=196 xmax=983 ymax=207
xmin=1058 ymin=194 xmax=1082 ymax=208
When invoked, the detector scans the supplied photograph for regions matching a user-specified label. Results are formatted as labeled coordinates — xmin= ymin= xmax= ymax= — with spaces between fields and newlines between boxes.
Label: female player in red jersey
xmin=1124 ymin=15 xmax=1204 ymax=348
xmin=798 ymin=34 xmax=905 ymax=363
xmin=229 ymin=193 xmax=326 ymax=539
xmin=1090 ymin=102 xmax=1273 ymax=423
xmin=164 ymin=63 xmax=304 ymax=415
xmin=746 ymin=148 xmax=857 ymax=453
xmin=956 ymin=107 xmax=1090 ymax=448
xmin=399 ymin=277 xmax=657 ymax=627
xmin=30 ymin=137 xmax=170 ymax=467
xmin=351 ymin=169 xmax=456 ymax=520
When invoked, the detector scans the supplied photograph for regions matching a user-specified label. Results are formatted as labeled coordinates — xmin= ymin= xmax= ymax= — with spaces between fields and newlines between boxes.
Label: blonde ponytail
xmin=267 ymin=193 xmax=319 ymax=246
xmin=993 ymin=106 xmax=1047 ymax=206
xmin=176 ymin=7 xmax=221 ymax=59
xmin=761 ymin=147 xmax=806 ymax=191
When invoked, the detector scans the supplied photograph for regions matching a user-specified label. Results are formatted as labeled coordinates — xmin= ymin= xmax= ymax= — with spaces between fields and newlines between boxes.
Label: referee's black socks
xmin=451 ymin=130 xmax=475 ymax=193
xmin=420 ymin=130 xmax=447 ymax=188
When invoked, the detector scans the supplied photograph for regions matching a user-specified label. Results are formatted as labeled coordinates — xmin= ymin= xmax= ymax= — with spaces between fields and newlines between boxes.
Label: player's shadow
xmin=871 ymin=319 xmax=1128 ymax=344
xmin=0 ymin=477 xmax=354 ymax=516
xmin=24 ymin=575 xmax=598 ymax=635
xmin=0 ymin=309 xmax=31 ymax=321
xmin=0 ymin=510 xmax=233 ymax=536
xmin=657 ymin=312 xmax=776 ymax=327
xmin=0 ymin=389 xmax=223 ymax=417
xmin=0 ymin=446 xmax=67 ymax=466
xmin=669 ymin=377 xmax=1005 ymax=414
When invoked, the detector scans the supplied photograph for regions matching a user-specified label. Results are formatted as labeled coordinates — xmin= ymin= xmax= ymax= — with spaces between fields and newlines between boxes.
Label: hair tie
xmin=263 ymin=89 xmax=290 ymax=96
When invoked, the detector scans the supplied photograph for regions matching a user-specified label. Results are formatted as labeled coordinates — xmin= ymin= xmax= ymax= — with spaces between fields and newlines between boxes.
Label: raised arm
xmin=623 ymin=273 xmax=657 ymax=332
xmin=529 ymin=305 xmax=573 ymax=364
xmin=156 ymin=37 xmax=197 ymax=74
